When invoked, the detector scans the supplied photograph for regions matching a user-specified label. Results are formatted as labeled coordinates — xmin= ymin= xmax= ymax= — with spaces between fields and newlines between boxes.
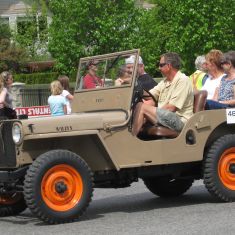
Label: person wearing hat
xmin=83 ymin=60 xmax=103 ymax=89
xmin=125 ymin=55 xmax=157 ymax=91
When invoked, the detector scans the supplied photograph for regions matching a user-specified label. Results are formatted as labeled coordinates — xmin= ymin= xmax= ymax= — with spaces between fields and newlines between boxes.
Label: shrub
xmin=14 ymin=72 xmax=59 ymax=84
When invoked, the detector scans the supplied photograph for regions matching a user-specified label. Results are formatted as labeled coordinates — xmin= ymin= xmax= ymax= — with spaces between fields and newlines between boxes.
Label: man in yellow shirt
xmin=132 ymin=52 xmax=194 ymax=136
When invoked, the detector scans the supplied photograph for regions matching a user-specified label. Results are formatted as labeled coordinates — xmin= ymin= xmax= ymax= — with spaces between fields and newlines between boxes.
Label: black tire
xmin=24 ymin=150 xmax=93 ymax=224
xmin=204 ymin=134 xmax=235 ymax=202
xmin=143 ymin=177 xmax=194 ymax=198
xmin=0 ymin=193 xmax=26 ymax=217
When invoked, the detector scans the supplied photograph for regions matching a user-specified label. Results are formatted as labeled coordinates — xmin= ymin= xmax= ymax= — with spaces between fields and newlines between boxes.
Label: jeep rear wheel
xmin=143 ymin=177 xmax=194 ymax=198
xmin=0 ymin=193 xmax=26 ymax=216
xmin=24 ymin=150 xmax=93 ymax=224
xmin=204 ymin=134 xmax=235 ymax=202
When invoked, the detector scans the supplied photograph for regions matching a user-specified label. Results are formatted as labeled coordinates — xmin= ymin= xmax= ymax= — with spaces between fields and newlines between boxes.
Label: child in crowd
xmin=48 ymin=80 xmax=67 ymax=116
xmin=58 ymin=75 xmax=74 ymax=114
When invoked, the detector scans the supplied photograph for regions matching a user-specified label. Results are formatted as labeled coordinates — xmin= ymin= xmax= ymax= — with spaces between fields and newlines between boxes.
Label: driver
xmin=132 ymin=52 xmax=194 ymax=136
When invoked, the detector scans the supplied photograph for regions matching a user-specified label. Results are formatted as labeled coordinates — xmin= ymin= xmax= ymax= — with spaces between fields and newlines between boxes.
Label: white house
xmin=0 ymin=0 xmax=51 ymax=37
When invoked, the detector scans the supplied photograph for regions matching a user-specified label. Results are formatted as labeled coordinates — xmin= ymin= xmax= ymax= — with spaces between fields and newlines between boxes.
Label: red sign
xmin=15 ymin=106 xmax=51 ymax=117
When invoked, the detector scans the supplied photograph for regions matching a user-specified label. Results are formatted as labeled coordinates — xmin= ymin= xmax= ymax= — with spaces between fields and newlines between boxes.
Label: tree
xmin=143 ymin=0 xmax=235 ymax=74
xmin=133 ymin=0 xmax=174 ymax=76
xmin=166 ymin=0 xmax=235 ymax=73
xmin=0 ymin=23 xmax=27 ymax=72
xmin=47 ymin=0 xmax=234 ymax=76
xmin=48 ymin=0 xmax=142 ymax=74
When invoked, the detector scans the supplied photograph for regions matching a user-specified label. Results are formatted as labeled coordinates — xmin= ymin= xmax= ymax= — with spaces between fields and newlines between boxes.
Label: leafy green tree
xmin=0 ymin=23 xmax=27 ymax=72
xmin=166 ymin=0 xmax=235 ymax=73
xmin=48 ymin=0 xmax=142 ymax=74
xmin=133 ymin=0 xmax=174 ymax=76
xmin=47 ymin=0 xmax=234 ymax=76
xmin=143 ymin=0 xmax=234 ymax=74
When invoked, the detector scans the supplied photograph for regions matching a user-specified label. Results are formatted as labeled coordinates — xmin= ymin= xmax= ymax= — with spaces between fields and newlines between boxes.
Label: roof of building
xmin=0 ymin=0 xmax=30 ymax=16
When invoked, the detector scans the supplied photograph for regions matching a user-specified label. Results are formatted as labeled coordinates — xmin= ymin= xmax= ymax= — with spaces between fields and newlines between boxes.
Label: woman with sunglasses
xmin=205 ymin=51 xmax=235 ymax=109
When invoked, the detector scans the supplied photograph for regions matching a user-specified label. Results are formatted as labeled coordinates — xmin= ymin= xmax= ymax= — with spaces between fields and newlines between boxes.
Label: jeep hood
xmin=21 ymin=111 xmax=128 ymax=135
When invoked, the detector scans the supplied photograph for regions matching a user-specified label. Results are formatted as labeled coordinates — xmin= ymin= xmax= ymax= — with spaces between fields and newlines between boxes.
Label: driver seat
xmin=140 ymin=90 xmax=208 ymax=139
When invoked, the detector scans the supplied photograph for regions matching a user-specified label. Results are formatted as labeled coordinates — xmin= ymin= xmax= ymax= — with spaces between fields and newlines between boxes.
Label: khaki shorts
xmin=156 ymin=108 xmax=184 ymax=132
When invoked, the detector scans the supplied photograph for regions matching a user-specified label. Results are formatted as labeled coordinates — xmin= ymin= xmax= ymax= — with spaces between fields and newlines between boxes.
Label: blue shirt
xmin=48 ymin=95 xmax=67 ymax=116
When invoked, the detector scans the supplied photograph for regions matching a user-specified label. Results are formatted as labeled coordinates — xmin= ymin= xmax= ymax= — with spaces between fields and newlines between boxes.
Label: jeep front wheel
xmin=0 ymin=193 xmax=26 ymax=216
xmin=24 ymin=150 xmax=93 ymax=224
xmin=143 ymin=177 xmax=194 ymax=198
xmin=204 ymin=134 xmax=235 ymax=202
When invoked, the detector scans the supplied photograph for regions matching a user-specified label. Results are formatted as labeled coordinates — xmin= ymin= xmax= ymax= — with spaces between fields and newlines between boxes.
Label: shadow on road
xmin=81 ymin=185 xmax=220 ymax=222
xmin=0 ymin=184 xmax=225 ymax=226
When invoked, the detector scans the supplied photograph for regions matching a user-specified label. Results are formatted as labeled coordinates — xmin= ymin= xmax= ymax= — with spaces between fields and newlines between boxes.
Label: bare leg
xmin=132 ymin=102 xmax=157 ymax=136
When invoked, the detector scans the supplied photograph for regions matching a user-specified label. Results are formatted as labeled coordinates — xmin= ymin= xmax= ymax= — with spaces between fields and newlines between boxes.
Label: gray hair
xmin=195 ymin=55 xmax=206 ymax=70
xmin=161 ymin=52 xmax=181 ymax=70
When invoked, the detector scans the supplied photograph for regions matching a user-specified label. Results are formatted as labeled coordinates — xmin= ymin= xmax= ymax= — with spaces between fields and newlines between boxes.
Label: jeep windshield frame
xmin=72 ymin=49 xmax=140 ymax=114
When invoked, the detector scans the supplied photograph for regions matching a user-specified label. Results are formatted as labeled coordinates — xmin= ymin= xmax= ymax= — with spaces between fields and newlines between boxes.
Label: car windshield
xmin=75 ymin=50 xmax=140 ymax=91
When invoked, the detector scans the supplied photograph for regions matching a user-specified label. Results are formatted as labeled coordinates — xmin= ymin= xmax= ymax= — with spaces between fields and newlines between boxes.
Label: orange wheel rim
xmin=41 ymin=164 xmax=83 ymax=212
xmin=0 ymin=193 xmax=22 ymax=205
xmin=218 ymin=147 xmax=235 ymax=190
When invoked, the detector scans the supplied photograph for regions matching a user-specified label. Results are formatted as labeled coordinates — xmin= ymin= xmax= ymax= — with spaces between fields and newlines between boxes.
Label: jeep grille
xmin=0 ymin=121 xmax=16 ymax=167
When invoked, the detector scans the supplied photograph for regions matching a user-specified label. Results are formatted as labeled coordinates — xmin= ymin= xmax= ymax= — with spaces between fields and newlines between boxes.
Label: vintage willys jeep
xmin=0 ymin=49 xmax=235 ymax=224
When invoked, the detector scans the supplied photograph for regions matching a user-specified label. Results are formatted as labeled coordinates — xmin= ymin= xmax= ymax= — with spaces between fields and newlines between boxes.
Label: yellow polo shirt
xmin=149 ymin=71 xmax=194 ymax=123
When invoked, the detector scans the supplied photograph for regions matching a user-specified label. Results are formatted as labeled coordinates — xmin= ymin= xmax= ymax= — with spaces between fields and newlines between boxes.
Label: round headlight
xmin=12 ymin=123 xmax=23 ymax=144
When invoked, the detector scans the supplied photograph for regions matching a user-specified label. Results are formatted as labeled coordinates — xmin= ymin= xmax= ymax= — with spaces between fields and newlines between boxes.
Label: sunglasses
xmin=221 ymin=61 xmax=229 ymax=65
xmin=158 ymin=62 xmax=168 ymax=68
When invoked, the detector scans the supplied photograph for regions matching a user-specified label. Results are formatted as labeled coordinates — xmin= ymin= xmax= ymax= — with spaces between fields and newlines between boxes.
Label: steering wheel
xmin=142 ymin=89 xmax=158 ymax=106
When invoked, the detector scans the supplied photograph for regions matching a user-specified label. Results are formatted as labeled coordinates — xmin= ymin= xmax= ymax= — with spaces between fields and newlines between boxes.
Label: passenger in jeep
xmin=205 ymin=50 xmax=235 ymax=109
xmin=125 ymin=55 xmax=157 ymax=91
xmin=83 ymin=60 xmax=103 ymax=89
xmin=132 ymin=52 xmax=194 ymax=136
xmin=114 ymin=65 xmax=132 ymax=86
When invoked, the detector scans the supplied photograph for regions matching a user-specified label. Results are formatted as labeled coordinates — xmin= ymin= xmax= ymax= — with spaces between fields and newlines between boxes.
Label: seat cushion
xmin=193 ymin=90 xmax=208 ymax=113
xmin=147 ymin=125 xmax=179 ymax=138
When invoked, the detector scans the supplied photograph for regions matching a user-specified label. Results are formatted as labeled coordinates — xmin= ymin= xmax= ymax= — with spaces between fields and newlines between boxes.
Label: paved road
xmin=1 ymin=180 xmax=235 ymax=235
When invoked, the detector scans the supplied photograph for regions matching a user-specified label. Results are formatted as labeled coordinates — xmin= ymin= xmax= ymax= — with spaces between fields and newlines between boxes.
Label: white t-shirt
xmin=201 ymin=74 xmax=226 ymax=99
xmin=61 ymin=90 xmax=72 ymax=114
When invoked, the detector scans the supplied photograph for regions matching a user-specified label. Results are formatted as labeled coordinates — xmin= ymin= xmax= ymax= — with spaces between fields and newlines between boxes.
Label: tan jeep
xmin=0 ymin=49 xmax=235 ymax=224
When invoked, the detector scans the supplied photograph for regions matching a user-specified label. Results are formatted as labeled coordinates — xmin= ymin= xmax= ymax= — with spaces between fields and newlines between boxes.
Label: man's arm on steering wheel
xmin=142 ymin=90 xmax=158 ymax=106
